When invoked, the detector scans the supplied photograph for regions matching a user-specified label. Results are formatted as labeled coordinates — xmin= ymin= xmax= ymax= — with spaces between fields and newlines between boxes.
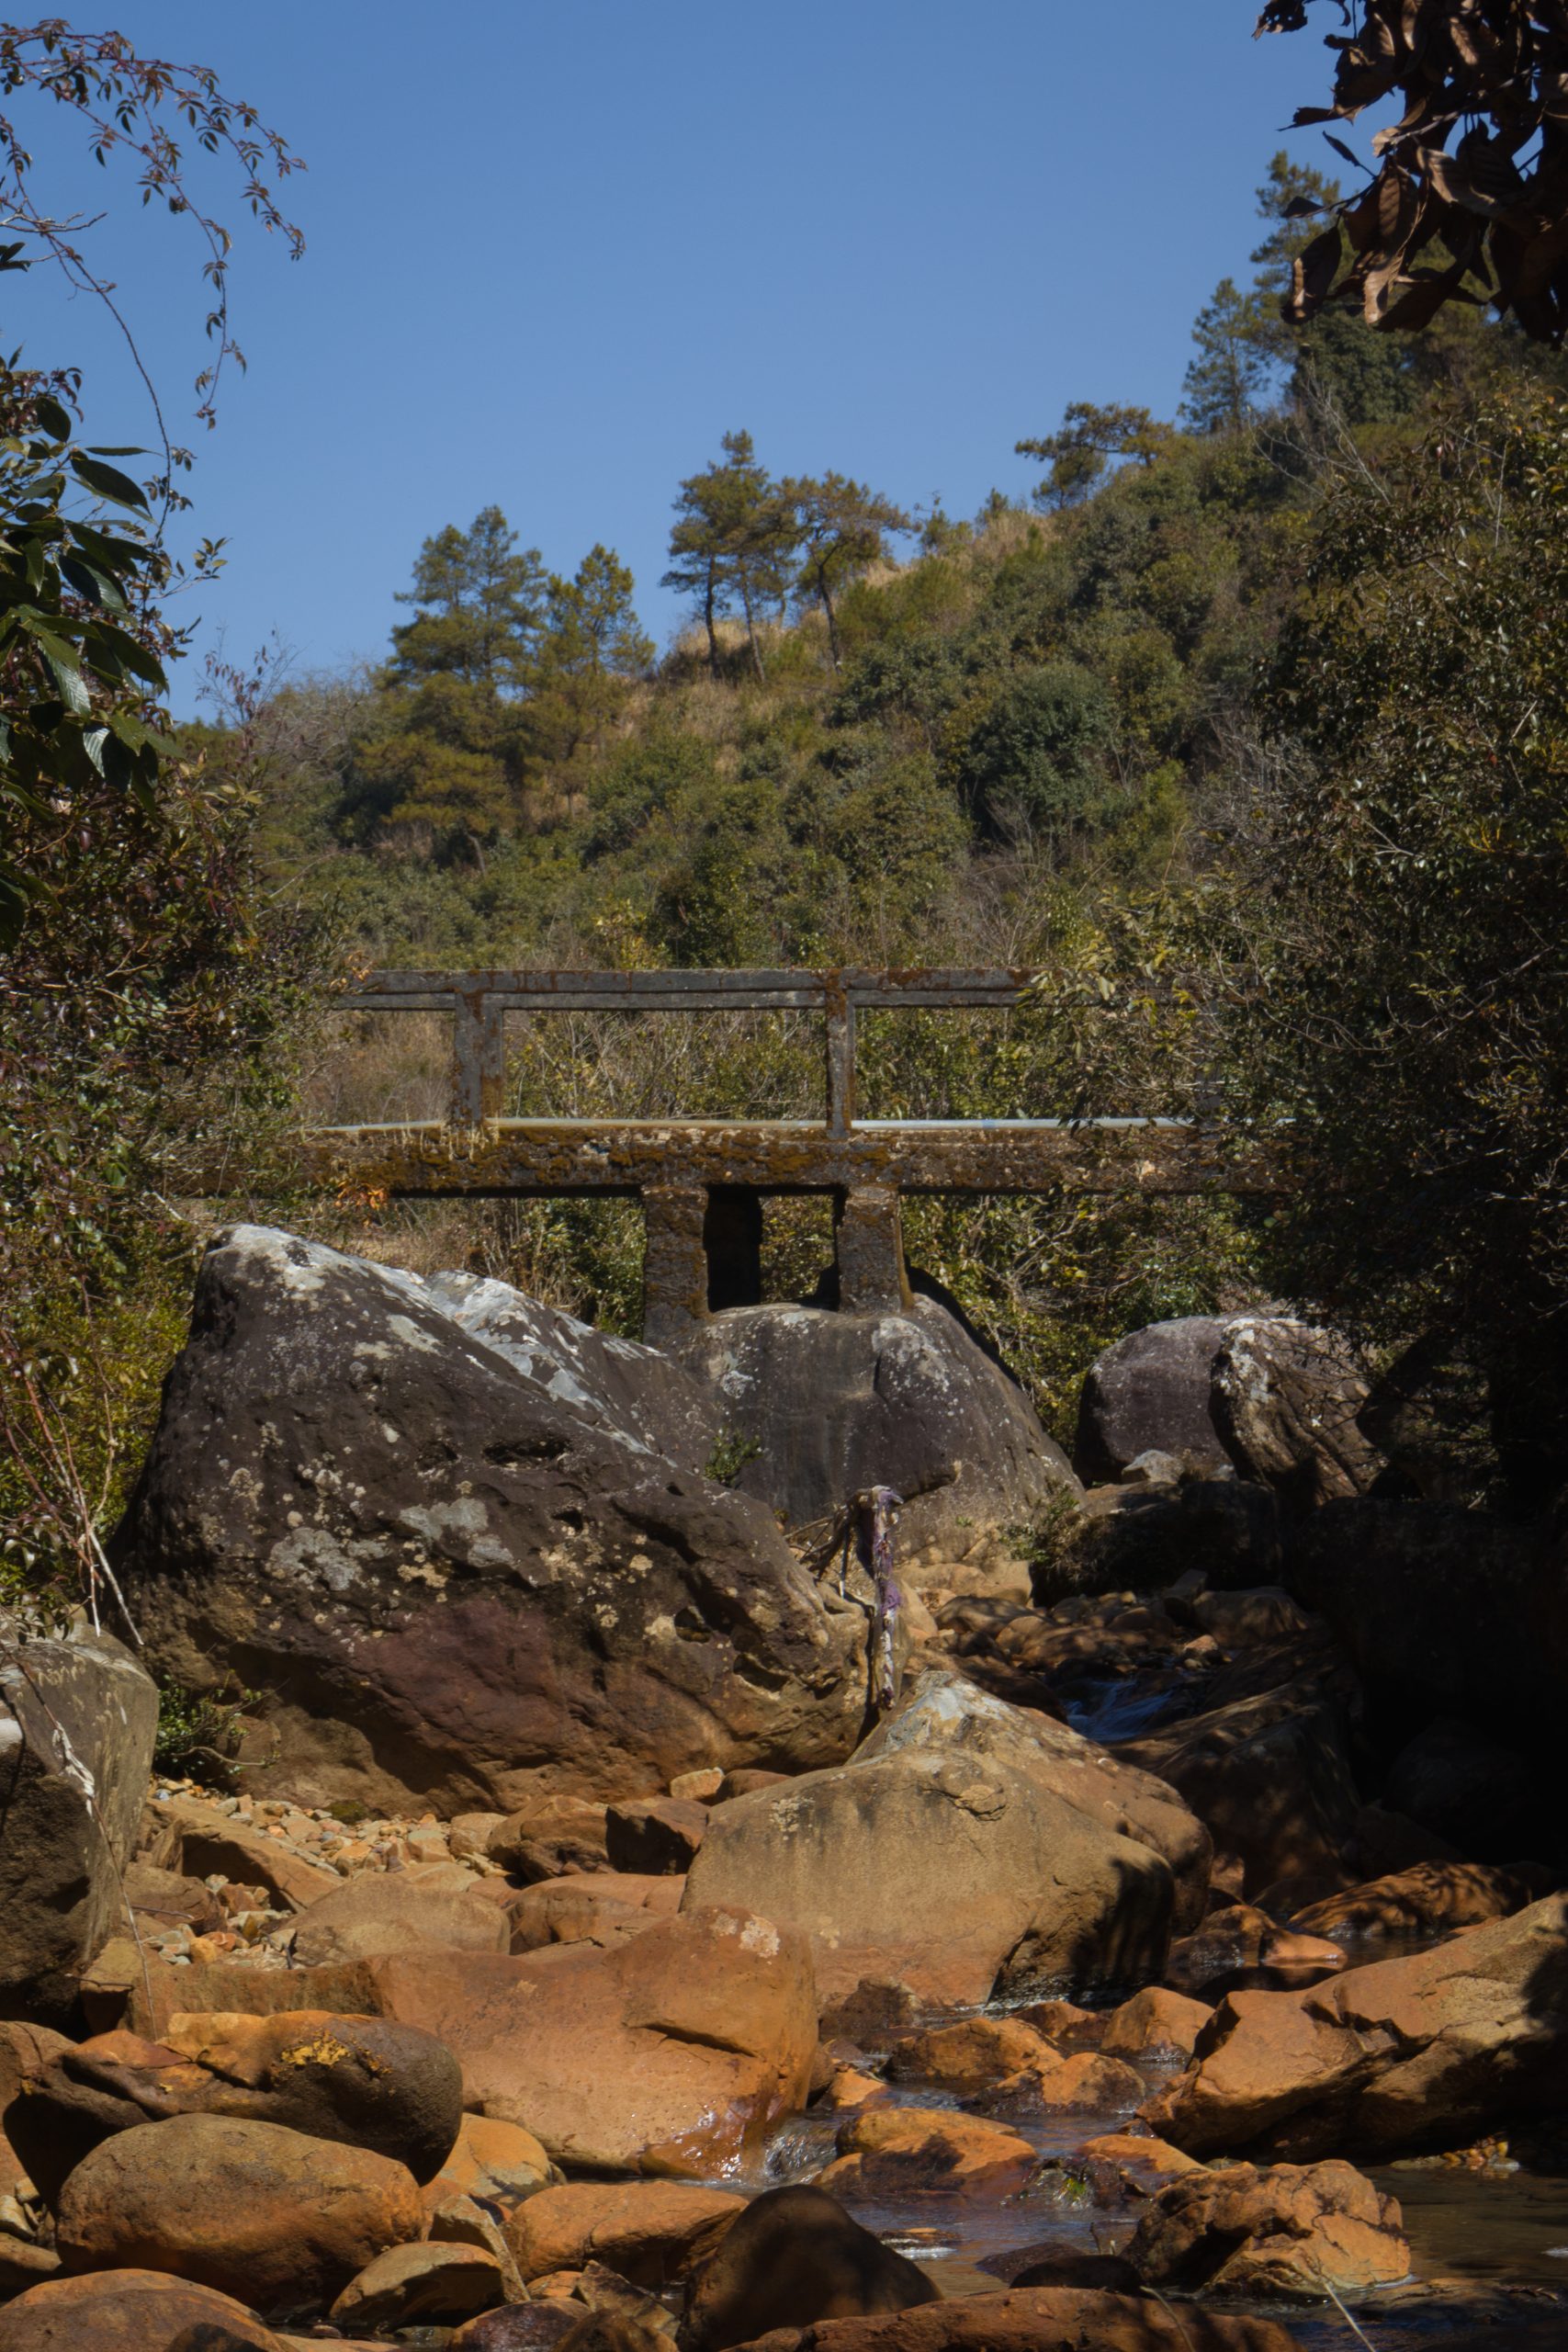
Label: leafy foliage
xmin=1258 ymin=0 xmax=1568 ymax=339
xmin=1219 ymin=389 xmax=1568 ymax=1481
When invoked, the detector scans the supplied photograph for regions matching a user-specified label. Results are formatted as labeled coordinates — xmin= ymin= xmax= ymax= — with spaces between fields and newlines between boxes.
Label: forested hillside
xmin=7 ymin=153 xmax=1568 ymax=1595
xmin=219 ymin=160 xmax=1568 ymax=1462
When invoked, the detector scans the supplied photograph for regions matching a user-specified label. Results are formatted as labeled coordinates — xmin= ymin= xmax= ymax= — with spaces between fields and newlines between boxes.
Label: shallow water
xmin=737 ymin=2059 xmax=1568 ymax=2345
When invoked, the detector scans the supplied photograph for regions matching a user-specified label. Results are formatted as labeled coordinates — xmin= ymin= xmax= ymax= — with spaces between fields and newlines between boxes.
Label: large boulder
xmin=364 ymin=1904 xmax=817 ymax=2177
xmin=54 ymin=2111 xmax=423 ymax=2312
xmin=1128 ymin=2159 xmax=1409 ymax=2300
xmin=672 ymin=1299 xmax=1077 ymax=1558
xmin=1213 ymin=1320 xmax=1382 ymax=1510
xmin=0 ymin=1619 xmax=158 ymax=2022
xmin=1119 ymin=1678 xmax=1361 ymax=1907
xmin=0 ymin=2269 xmax=288 ymax=2352
xmin=9 ymin=2010 xmax=461 ymax=2203
xmin=421 ymin=1270 xmax=720 ymax=1471
xmin=682 ymin=1672 xmax=1204 ymax=2009
xmin=114 ymin=1227 xmax=863 ymax=1815
xmin=679 ymin=2184 xmax=938 ymax=2352
xmin=1143 ymin=1892 xmax=1568 ymax=2161
xmin=504 ymin=2181 xmax=743 ymax=2288
xmin=1075 ymin=1317 xmax=1240 ymax=1483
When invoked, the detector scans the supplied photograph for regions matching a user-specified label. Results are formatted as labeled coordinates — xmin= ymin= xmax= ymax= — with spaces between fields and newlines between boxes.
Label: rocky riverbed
xmin=0 ymin=1228 xmax=1564 ymax=2352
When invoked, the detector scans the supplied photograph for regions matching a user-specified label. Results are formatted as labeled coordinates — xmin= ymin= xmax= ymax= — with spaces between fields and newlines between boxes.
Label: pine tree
xmin=530 ymin=545 xmax=653 ymax=779
xmin=661 ymin=432 xmax=797 ymax=681
xmin=1016 ymin=402 xmax=1175 ymax=509
xmin=389 ymin=506 xmax=546 ymax=690
xmin=1179 ymin=278 xmax=1273 ymax=435
xmin=784 ymin=472 xmax=910 ymax=670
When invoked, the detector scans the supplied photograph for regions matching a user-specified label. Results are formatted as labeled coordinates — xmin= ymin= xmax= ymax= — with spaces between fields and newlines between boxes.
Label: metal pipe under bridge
xmin=304 ymin=966 xmax=1268 ymax=1345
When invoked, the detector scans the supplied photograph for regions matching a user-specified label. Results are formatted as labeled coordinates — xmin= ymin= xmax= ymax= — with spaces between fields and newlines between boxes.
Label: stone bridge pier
xmin=641 ymin=1180 xmax=910 ymax=1349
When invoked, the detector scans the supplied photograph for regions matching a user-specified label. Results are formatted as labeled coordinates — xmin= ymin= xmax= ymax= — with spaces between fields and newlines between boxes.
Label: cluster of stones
xmin=0 ymin=1232 xmax=1562 ymax=2352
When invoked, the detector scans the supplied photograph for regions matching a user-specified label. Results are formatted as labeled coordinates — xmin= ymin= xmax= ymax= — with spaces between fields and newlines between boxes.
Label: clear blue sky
xmin=12 ymin=3 xmax=1339 ymax=712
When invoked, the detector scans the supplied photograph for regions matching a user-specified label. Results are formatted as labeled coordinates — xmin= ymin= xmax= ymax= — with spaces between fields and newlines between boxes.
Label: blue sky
xmin=11 ymin=4 xmax=1340 ymax=711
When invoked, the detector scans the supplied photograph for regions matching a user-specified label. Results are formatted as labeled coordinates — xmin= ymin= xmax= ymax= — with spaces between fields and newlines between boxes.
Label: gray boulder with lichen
xmin=114 ymin=1226 xmax=863 ymax=1816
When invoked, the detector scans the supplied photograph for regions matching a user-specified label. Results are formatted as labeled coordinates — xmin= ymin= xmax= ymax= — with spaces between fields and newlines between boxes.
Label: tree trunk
xmin=821 ymin=575 xmax=841 ymax=672
xmin=739 ymin=574 xmax=766 ymax=683
xmin=703 ymin=568 xmax=719 ymax=678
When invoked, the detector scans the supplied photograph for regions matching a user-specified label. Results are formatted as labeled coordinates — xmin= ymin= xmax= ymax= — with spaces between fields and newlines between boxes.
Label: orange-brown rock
xmin=367 ymin=1905 xmax=815 ymax=2176
xmin=452 ymin=2307 xmax=585 ymax=2352
xmin=604 ymin=1798 xmax=708 ymax=1875
xmin=1019 ymin=2050 xmax=1146 ymax=2113
xmin=886 ymin=2016 xmax=1057 ymax=2094
xmin=1143 ymin=1893 xmax=1568 ymax=2161
xmin=8 ymin=2010 xmax=462 ymax=2202
xmin=0 ymin=2267 xmax=287 ymax=2352
xmin=288 ymin=1862 xmax=510 ymax=1966
xmin=155 ymin=1799 xmax=339 ymax=1913
xmin=488 ymin=1796 xmax=611 ymax=1883
xmin=422 ymin=2111 xmax=559 ymax=2212
xmin=1289 ymin=1861 xmax=1547 ymax=1942
xmin=680 ymin=2184 xmax=938 ymax=2352
xmin=695 ymin=2288 xmax=1304 ymax=2351
xmin=817 ymin=2107 xmax=1036 ymax=2197
xmin=453 ymin=2305 xmax=586 ymax=2352
xmin=1100 ymin=1985 xmax=1213 ymax=2059
xmin=508 ymin=1872 xmax=682 ymax=1953
xmin=1165 ymin=1905 xmax=1346 ymax=2000
xmin=1121 ymin=1678 xmax=1359 ymax=1909
xmin=1129 ymin=2158 xmax=1409 ymax=2297
xmin=822 ymin=2066 xmax=886 ymax=2111
xmin=330 ymin=2241 xmax=506 ymax=2331
xmin=53 ymin=2113 xmax=423 ymax=2312
xmin=504 ymin=2182 xmax=743 ymax=2288
xmin=1068 ymin=2132 xmax=1204 ymax=2200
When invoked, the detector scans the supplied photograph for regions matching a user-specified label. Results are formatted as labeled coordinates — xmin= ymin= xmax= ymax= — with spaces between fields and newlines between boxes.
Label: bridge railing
xmin=333 ymin=964 xmax=1041 ymax=1133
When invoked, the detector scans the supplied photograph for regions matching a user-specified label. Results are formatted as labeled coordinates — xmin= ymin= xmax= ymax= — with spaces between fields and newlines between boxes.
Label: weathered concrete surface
xmin=674 ymin=1299 xmax=1077 ymax=1555
xmin=114 ymin=1227 xmax=863 ymax=1815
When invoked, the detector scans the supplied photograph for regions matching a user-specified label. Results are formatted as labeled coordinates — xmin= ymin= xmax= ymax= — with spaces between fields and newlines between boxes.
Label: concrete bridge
xmin=303 ymin=967 xmax=1267 ymax=1344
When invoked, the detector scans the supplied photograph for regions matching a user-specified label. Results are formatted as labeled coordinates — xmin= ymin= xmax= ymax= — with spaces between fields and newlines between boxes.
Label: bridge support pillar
xmin=834 ymin=1183 xmax=912 ymax=1317
xmin=641 ymin=1183 xmax=710 ymax=1349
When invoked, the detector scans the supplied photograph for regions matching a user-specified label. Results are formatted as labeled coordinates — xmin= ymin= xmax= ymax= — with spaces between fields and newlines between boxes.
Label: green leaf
xmin=60 ymin=554 xmax=127 ymax=610
xmin=87 ymin=623 xmax=164 ymax=690
xmin=29 ymin=628 xmax=91 ymax=714
xmin=69 ymin=453 xmax=150 ymax=512
xmin=32 ymin=395 xmax=73 ymax=442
